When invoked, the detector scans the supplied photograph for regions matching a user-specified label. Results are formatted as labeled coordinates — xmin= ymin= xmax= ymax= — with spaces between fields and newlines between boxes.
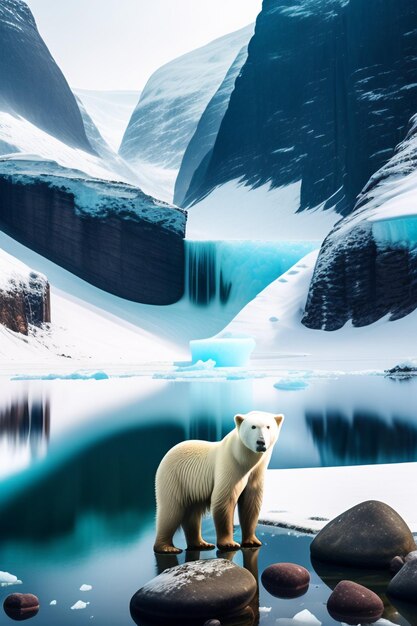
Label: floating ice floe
xmin=80 ymin=584 xmax=93 ymax=592
xmin=12 ymin=370 xmax=109 ymax=381
xmin=0 ymin=571 xmax=22 ymax=587
xmin=274 ymin=379 xmax=309 ymax=391
xmin=50 ymin=600 xmax=57 ymax=606
xmin=259 ymin=606 xmax=272 ymax=613
xmin=71 ymin=600 xmax=90 ymax=610
xmin=276 ymin=609 xmax=321 ymax=625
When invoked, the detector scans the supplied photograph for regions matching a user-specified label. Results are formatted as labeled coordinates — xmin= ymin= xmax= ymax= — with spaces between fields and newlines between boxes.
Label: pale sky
xmin=25 ymin=0 xmax=262 ymax=92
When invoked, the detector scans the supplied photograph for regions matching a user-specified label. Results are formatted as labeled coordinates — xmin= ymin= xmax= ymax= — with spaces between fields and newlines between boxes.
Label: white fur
xmin=153 ymin=410 xmax=284 ymax=554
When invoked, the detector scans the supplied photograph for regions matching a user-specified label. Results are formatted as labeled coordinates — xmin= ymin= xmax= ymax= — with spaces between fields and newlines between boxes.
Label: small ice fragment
xmin=50 ymin=600 xmax=57 ymax=606
xmin=71 ymin=601 xmax=90 ymax=610
xmin=269 ymin=316 xmax=279 ymax=322
xmin=259 ymin=606 xmax=272 ymax=613
xmin=0 ymin=571 xmax=22 ymax=587
xmin=274 ymin=379 xmax=309 ymax=391
xmin=80 ymin=584 xmax=92 ymax=592
xmin=293 ymin=609 xmax=322 ymax=625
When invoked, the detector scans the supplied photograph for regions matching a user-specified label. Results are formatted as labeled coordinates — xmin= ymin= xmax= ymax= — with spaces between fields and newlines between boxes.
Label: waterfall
xmin=185 ymin=240 xmax=320 ymax=309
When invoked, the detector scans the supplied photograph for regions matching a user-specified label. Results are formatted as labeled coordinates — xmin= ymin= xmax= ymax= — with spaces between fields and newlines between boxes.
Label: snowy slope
xmin=119 ymin=24 xmax=254 ymax=202
xmin=223 ymin=250 xmax=417 ymax=369
xmin=0 ymin=286 xmax=178 ymax=367
xmin=0 ymin=0 xmax=91 ymax=152
xmin=74 ymin=89 xmax=140 ymax=152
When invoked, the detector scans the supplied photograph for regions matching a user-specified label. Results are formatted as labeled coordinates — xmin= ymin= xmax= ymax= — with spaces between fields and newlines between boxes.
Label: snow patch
xmin=141 ymin=559 xmax=234 ymax=596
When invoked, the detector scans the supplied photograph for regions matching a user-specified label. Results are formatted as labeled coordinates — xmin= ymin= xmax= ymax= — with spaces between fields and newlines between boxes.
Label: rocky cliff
xmin=0 ymin=159 xmax=187 ymax=305
xmin=184 ymin=0 xmax=417 ymax=222
xmin=302 ymin=112 xmax=417 ymax=330
xmin=0 ymin=249 xmax=50 ymax=335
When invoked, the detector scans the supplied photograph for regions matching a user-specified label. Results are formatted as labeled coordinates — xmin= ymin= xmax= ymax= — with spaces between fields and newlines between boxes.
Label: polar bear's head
xmin=234 ymin=411 xmax=284 ymax=454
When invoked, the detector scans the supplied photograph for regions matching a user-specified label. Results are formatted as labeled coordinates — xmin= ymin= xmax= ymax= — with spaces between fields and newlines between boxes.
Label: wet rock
xmin=310 ymin=501 xmax=416 ymax=568
xmin=390 ymin=556 xmax=405 ymax=574
xmin=3 ymin=594 xmax=39 ymax=621
xmin=261 ymin=563 xmax=310 ymax=598
xmin=405 ymin=550 xmax=417 ymax=563
xmin=204 ymin=621 xmax=221 ymax=626
xmin=387 ymin=559 xmax=417 ymax=605
xmin=130 ymin=559 xmax=256 ymax=625
xmin=327 ymin=580 xmax=384 ymax=624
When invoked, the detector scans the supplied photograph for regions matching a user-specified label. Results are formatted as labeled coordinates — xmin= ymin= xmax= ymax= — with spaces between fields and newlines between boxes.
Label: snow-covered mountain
xmin=302 ymin=112 xmax=417 ymax=331
xmin=184 ymin=0 xmax=417 ymax=240
xmin=74 ymin=89 xmax=140 ymax=152
xmin=0 ymin=248 xmax=49 ymax=335
xmin=0 ymin=0 xmax=91 ymax=152
xmin=119 ymin=24 xmax=254 ymax=202
xmin=173 ymin=43 xmax=249 ymax=207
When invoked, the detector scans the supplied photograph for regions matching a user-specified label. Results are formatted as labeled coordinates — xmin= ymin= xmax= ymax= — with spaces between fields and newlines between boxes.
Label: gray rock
xmin=310 ymin=500 xmax=416 ymax=568
xmin=130 ymin=559 xmax=256 ymax=624
xmin=388 ymin=559 xmax=417 ymax=605
xmin=327 ymin=580 xmax=384 ymax=624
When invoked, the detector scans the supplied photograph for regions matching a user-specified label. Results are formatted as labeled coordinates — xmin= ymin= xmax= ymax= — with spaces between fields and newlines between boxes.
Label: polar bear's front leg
xmin=211 ymin=484 xmax=241 ymax=551
xmin=238 ymin=465 xmax=265 ymax=548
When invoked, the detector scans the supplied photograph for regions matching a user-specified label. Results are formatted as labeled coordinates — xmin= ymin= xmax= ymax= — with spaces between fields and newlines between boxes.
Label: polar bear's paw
xmin=217 ymin=541 xmax=241 ymax=552
xmin=186 ymin=540 xmax=215 ymax=551
xmin=241 ymin=536 xmax=262 ymax=548
xmin=153 ymin=543 xmax=183 ymax=554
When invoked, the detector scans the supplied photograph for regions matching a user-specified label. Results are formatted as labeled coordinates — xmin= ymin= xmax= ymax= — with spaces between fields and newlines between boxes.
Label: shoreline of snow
xmin=261 ymin=463 xmax=417 ymax=533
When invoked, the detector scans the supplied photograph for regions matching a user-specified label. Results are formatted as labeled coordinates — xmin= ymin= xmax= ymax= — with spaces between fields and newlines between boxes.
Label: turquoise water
xmin=0 ymin=375 xmax=416 ymax=625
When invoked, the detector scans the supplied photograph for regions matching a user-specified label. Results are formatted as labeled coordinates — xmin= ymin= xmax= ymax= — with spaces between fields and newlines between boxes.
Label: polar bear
xmin=153 ymin=411 xmax=284 ymax=554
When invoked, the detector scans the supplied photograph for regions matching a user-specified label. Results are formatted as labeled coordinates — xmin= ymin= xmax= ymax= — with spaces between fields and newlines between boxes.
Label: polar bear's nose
xmin=256 ymin=438 xmax=266 ymax=452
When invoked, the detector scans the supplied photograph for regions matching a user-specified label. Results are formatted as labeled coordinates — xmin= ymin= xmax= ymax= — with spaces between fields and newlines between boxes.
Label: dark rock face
xmin=327 ymin=580 xmax=384 ymax=625
xmin=0 ymin=163 xmax=187 ymax=305
xmin=130 ymin=559 xmax=257 ymax=625
xmin=3 ymin=593 xmax=39 ymax=621
xmin=0 ymin=272 xmax=50 ymax=335
xmin=261 ymin=563 xmax=310 ymax=598
xmin=184 ymin=0 xmax=417 ymax=216
xmin=303 ymin=106 xmax=417 ymax=331
xmin=388 ymin=560 xmax=417 ymax=605
xmin=174 ymin=43 xmax=249 ymax=207
xmin=310 ymin=500 xmax=416 ymax=568
xmin=0 ymin=0 xmax=92 ymax=151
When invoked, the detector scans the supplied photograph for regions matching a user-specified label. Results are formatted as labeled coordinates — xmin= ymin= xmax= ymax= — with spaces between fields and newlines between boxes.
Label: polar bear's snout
xmin=256 ymin=436 xmax=267 ymax=453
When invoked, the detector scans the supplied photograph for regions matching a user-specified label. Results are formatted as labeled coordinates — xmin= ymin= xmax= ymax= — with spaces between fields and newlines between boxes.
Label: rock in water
xmin=327 ymin=580 xmax=384 ymax=624
xmin=387 ymin=559 xmax=417 ymax=604
xmin=3 ymin=593 xmax=39 ymax=620
xmin=310 ymin=500 xmax=416 ymax=568
xmin=261 ymin=563 xmax=310 ymax=598
xmin=130 ymin=559 xmax=256 ymax=625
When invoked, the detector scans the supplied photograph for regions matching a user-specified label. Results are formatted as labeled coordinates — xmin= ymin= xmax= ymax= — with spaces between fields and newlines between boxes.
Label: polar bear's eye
xmin=251 ymin=425 xmax=256 ymax=429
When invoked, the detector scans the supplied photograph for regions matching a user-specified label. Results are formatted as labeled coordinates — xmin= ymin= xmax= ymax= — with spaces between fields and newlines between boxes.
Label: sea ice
xmin=190 ymin=333 xmax=256 ymax=367
xmin=0 ymin=571 xmax=22 ymax=587
xmin=274 ymin=379 xmax=309 ymax=391
xmin=12 ymin=370 xmax=109 ymax=381
xmin=80 ymin=584 xmax=92 ymax=591
xmin=50 ymin=600 xmax=57 ymax=606
xmin=276 ymin=609 xmax=322 ymax=625
xmin=71 ymin=601 xmax=90 ymax=610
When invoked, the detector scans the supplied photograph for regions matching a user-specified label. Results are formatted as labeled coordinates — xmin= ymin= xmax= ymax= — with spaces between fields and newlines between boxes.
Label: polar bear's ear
xmin=275 ymin=414 xmax=284 ymax=427
xmin=234 ymin=414 xmax=245 ymax=429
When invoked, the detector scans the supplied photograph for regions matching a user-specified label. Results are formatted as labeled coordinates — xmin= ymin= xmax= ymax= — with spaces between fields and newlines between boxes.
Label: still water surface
xmin=0 ymin=375 xmax=416 ymax=625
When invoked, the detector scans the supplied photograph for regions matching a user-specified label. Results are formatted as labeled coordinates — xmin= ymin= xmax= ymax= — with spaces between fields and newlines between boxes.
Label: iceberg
xmin=190 ymin=333 xmax=256 ymax=367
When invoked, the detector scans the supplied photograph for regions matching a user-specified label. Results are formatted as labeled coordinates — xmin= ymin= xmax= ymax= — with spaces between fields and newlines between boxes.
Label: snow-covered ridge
xmin=119 ymin=24 xmax=254 ymax=202
xmin=0 ymin=157 xmax=186 ymax=235
xmin=0 ymin=247 xmax=47 ymax=294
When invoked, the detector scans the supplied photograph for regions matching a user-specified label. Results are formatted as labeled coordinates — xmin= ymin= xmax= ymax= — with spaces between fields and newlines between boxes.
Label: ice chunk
xmin=190 ymin=333 xmax=256 ymax=367
xmin=274 ymin=379 xmax=309 ymax=391
xmin=50 ymin=600 xmax=57 ymax=606
xmin=80 ymin=584 xmax=92 ymax=592
xmin=276 ymin=610 xmax=322 ymax=625
xmin=259 ymin=606 xmax=272 ymax=613
xmin=71 ymin=601 xmax=90 ymax=610
xmin=0 ymin=571 xmax=22 ymax=587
